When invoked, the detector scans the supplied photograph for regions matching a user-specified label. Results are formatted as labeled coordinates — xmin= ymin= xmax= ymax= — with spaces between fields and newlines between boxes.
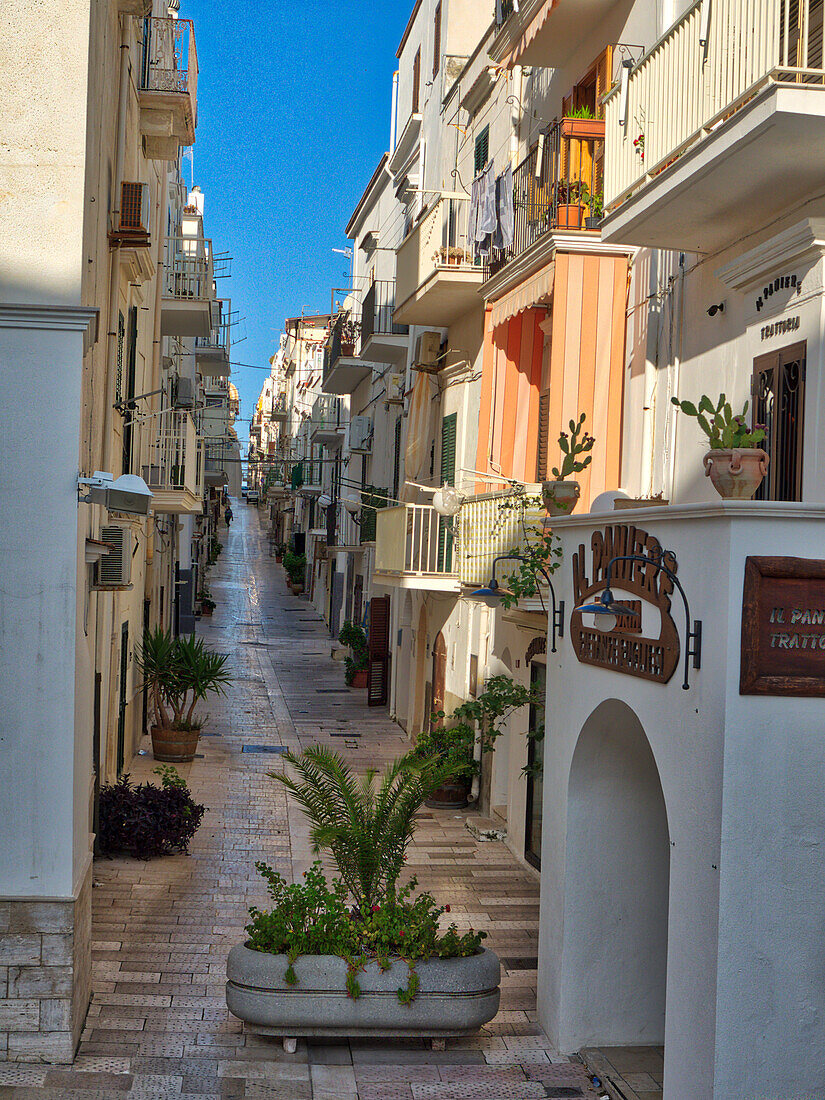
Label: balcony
xmin=297 ymin=457 xmax=323 ymax=495
xmin=602 ymin=0 xmax=825 ymax=253
xmin=373 ymin=505 xmax=460 ymax=592
xmin=491 ymin=0 xmax=614 ymax=69
xmin=310 ymin=394 xmax=347 ymax=446
xmin=457 ymin=490 xmax=545 ymax=595
xmin=485 ymin=119 xmax=604 ymax=292
xmin=203 ymin=441 xmax=229 ymax=487
xmin=323 ymin=310 xmax=371 ymax=395
xmin=138 ymin=17 xmax=198 ymax=159
xmin=142 ymin=411 xmax=203 ymax=514
xmin=270 ymin=392 xmax=288 ymax=422
xmin=161 ymin=236 xmax=213 ymax=337
xmin=195 ymin=300 xmax=230 ymax=377
xmin=394 ymin=196 xmax=484 ymax=326
xmin=360 ymin=280 xmax=409 ymax=365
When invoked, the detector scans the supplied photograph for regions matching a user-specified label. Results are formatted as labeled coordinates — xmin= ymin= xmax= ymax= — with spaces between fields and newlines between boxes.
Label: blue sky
xmin=184 ymin=0 xmax=410 ymax=445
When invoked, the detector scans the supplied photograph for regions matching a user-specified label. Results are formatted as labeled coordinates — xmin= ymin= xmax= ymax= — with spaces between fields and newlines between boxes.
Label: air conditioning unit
xmin=174 ymin=376 xmax=195 ymax=409
xmin=93 ymin=526 xmax=133 ymax=589
xmin=415 ymin=330 xmax=442 ymax=371
xmin=349 ymin=415 xmax=373 ymax=453
xmin=111 ymin=181 xmax=150 ymax=241
xmin=386 ymin=373 xmax=405 ymax=404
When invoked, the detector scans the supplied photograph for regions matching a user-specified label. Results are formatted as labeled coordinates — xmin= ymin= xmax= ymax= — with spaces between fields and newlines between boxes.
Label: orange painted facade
xmin=476 ymin=250 xmax=629 ymax=508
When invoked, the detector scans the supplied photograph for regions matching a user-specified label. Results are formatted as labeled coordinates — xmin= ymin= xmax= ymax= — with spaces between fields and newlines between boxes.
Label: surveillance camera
xmin=707 ymin=302 xmax=725 ymax=317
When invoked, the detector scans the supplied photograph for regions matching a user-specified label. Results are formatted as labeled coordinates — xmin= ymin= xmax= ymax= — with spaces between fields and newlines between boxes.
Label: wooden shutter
xmin=392 ymin=416 xmax=402 ymax=501
xmin=412 ymin=48 xmax=421 ymax=113
xmin=122 ymin=306 xmax=138 ymax=475
xmin=474 ymin=126 xmax=489 ymax=175
xmin=594 ymin=45 xmax=614 ymax=115
xmin=536 ymin=391 xmax=551 ymax=481
xmin=433 ymin=3 xmax=442 ymax=77
xmin=437 ymin=413 xmax=457 ymax=571
xmin=368 ymin=595 xmax=391 ymax=706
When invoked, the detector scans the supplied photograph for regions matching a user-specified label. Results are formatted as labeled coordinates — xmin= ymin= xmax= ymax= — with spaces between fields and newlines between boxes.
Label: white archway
xmin=562 ymin=699 xmax=670 ymax=1048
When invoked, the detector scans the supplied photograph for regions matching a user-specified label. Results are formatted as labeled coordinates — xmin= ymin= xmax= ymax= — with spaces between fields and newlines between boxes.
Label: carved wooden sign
xmin=740 ymin=556 xmax=825 ymax=695
xmin=571 ymin=524 xmax=680 ymax=684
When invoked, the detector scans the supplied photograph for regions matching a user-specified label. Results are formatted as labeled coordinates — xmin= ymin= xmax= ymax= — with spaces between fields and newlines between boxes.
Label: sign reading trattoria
xmin=741 ymin=556 xmax=825 ymax=696
xmin=571 ymin=525 xmax=680 ymax=684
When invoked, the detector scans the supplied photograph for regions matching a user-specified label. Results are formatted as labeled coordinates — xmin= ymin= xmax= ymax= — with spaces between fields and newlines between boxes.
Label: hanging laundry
xmin=476 ymin=161 xmax=497 ymax=240
xmin=493 ymin=164 xmax=515 ymax=250
xmin=467 ymin=173 xmax=482 ymax=251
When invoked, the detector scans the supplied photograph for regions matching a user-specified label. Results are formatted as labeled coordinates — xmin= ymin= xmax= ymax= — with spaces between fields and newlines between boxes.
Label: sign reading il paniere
xmin=741 ymin=556 xmax=825 ymax=696
xmin=571 ymin=524 xmax=680 ymax=684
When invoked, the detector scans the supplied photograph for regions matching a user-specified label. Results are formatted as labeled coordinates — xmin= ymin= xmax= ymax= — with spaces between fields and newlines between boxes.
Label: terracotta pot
xmin=560 ymin=117 xmax=606 ymax=141
xmin=340 ymin=341 xmax=355 ymax=358
xmin=350 ymin=669 xmax=368 ymax=689
xmin=542 ymin=480 xmax=581 ymax=516
xmin=556 ymin=204 xmax=584 ymax=230
xmin=426 ymin=776 xmax=472 ymax=810
xmin=703 ymin=448 xmax=769 ymax=500
xmin=275 ymin=554 xmax=283 ymax=563
xmin=201 ymin=605 xmax=213 ymax=617
xmin=151 ymin=725 xmax=200 ymax=763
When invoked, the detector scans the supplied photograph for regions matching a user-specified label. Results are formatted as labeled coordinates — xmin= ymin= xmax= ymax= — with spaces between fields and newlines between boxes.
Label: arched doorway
xmin=563 ymin=700 xmax=670 ymax=1047
xmin=431 ymin=632 xmax=447 ymax=718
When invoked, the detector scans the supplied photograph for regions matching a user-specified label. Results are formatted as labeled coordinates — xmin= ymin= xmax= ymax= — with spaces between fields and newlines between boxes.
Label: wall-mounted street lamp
xmin=574 ymin=550 xmax=702 ymax=690
xmin=467 ymin=553 xmax=564 ymax=653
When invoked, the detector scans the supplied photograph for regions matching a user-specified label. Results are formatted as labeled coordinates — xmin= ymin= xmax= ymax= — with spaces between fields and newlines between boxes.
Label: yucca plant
xmin=136 ymin=627 xmax=231 ymax=731
xmin=271 ymin=747 xmax=461 ymax=911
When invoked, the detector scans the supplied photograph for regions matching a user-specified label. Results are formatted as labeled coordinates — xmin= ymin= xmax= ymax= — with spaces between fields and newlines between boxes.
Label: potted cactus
xmin=542 ymin=413 xmax=594 ymax=515
xmin=671 ymin=394 xmax=768 ymax=499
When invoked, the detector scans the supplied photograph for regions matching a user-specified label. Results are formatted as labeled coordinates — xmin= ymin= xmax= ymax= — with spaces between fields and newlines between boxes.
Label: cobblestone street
xmin=0 ymin=504 xmax=597 ymax=1099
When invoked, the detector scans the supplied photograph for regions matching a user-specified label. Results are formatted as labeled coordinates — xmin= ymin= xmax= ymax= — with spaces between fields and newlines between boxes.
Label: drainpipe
xmin=101 ymin=18 xmax=133 ymax=474
xmin=510 ymin=66 xmax=523 ymax=168
xmin=390 ymin=71 xmax=399 ymax=153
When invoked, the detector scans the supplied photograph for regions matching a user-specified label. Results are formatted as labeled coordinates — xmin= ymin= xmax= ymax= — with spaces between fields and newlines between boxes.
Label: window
xmin=433 ymin=3 xmax=442 ymax=78
xmin=437 ymin=412 xmax=457 ymax=571
xmin=536 ymin=391 xmax=551 ymax=481
xmin=474 ymin=126 xmax=490 ymax=175
xmin=412 ymin=48 xmax=421 ymax=114
xmin=753 ymin=341 xmax=806 ymax=501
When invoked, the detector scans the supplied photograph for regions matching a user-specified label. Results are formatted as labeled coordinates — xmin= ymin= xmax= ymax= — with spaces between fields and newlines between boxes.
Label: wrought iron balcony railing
xmin=361 ymin=280 xmax=409 ymax=346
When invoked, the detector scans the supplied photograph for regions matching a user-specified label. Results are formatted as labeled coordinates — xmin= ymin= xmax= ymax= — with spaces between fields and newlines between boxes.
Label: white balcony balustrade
xmin=603 ymin=0 xmax=825 ymax=252
xmin=373 ymin=505 xmax=460 ymax=591
xmin=142 ymin=411 xmax=203 ymax=514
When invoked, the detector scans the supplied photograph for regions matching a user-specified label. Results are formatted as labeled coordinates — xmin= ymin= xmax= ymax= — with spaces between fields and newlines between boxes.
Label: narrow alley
xmin=0 ymin=502 xmax=597 ymax=1100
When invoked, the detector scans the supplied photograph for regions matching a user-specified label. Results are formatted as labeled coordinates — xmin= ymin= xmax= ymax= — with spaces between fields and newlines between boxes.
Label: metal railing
xmin=139 ymin=16 xmax=198 ymax=121
xmin=361 ymin=280 xmax=409 ymax=345
xmin=323 ymin=310 xmax=361 ymax=382
xmin=487 ymin=119 xmax=604 ymax=277
xmin=194 ymin=321 xmax=229 ymax=354
xmin=395 ymin=195 xmax=478 ymax=310
xmin=605 ymin=0 xmax=825 ymax=210
xmin=375 ymin=505 xmax=458 ymax=577
xmin=143 ymin=410 xmax=201 ymax=496
xmin=270 ymin=392 xmax=288 ymax=419
xmin=163 ymin=236 xmax=213 ymax=301
xmin=457 ymin=491 xmax=545 ymax=588
xmin=311 ymin=394 xmax=345 ymax=432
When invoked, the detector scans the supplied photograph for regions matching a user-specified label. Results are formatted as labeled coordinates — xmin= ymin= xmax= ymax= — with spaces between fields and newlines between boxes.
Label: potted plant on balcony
xmin=340 ymin=318 xmax=361 ymax=358
xmin=339 ymin=621 xmax=369 ymax=688
xmin=555 ymin=179 xmax=588 ymax=230
xmin=560 ymin=103 xmax=606 ymax=142
xmin=137 ymin=628 xmax=230 ymax=763
xmin=542 ymin=412 xmax=594 ymax=515
xmin=437 ymin=245 xmax=472 ymax=266
xmin=671 ymin=393 xmax=768 ymax=499
xmin=226 ymin=747 xmax=500 ymax=1046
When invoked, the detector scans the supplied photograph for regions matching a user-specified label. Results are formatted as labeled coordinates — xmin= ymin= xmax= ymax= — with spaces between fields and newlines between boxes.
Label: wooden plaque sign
xmin=570 ymin=524 xmax=680 ymax=684
xmin=740 ymin=556 xmax=825 ymax=695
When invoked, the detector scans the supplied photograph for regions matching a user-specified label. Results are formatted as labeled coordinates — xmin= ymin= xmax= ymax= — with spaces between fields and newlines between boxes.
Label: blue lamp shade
xmin=467 ymin=579 xmax=515 ymax=606
xmin=574 ymin=588 xmax=637 ymax=617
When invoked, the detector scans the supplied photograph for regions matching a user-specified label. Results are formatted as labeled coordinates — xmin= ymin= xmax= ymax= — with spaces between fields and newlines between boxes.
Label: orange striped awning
xmin=502 ymin=0 xmax=559 ymax=69
xmin=490 ymin=261 xmax=555 ymax=330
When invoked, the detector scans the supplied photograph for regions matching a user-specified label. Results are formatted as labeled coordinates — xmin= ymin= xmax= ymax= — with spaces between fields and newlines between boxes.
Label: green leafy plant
xmin=339 ymin=621 xmax=369 ymax=685
xmin=270 ymin=746 xmax=461 ymax=911
xmin=567 ymin=104 xmax=596 ymax=119
xmin=98 ymin=769 xmax=205 ymax=859
xmin=670 ymin=393 xmax=766 ymax=450
xmin=283 ymin=550 xmax=307 ymax=586
xmin=493 ymin=486 xmax=563 ymax=608
xmin=197 ymin=587 xmax=216 ymax=613
xmin=136 ymin=627 xmax=230 ymax=732
xmin=413 ymin=723 xmax=476 ymax=781
xmin=245 ymin=863 xmax=484 ymax=1005
xmin=553 ymin=412 xmax=595 ymax=480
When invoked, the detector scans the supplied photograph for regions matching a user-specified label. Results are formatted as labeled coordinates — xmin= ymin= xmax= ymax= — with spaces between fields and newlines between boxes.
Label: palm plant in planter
xmin=226 ymin=747 xmax=500 ymax=1045
xmin=671 ymin=393 xmax=768 ymax=499
xmin=137 ymin=628 xmax=230 ymax=763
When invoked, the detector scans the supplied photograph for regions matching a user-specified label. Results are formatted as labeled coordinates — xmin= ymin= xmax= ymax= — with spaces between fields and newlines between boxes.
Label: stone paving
xmin=0 ymin=504 xmax=600 ymax=1099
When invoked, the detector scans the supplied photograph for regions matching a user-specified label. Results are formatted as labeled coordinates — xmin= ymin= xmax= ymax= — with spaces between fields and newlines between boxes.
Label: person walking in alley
xmin=225 ymin=503 xmax=233 ymax=525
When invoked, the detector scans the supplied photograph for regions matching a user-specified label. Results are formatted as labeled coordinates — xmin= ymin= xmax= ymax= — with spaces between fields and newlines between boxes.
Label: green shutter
xmin=474 ymin=127 xmax=490 ymax=175
xmin=437 ymin=413 xmax=457 ymax=571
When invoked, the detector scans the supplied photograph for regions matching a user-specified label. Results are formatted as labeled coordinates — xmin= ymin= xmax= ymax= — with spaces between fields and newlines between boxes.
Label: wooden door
xmin=367 ymin=595 xmax=391 ymax=706
xmin=431 ymin=632 xmax=447 ymax=720
xmin=753 ymin=341 xmax=806 ymax=501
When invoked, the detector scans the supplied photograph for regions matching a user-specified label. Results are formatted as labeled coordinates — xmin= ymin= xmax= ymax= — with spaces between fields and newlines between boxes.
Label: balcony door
xmin=437 ymin=413 xmax=456 ymax=571
xmin=753 ymin=341 xmax=805 ymax=501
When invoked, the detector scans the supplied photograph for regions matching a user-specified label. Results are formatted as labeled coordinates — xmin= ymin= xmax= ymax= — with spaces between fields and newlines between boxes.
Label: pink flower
xmin=371 ymin=906 xmax=379 ymax=913
xmin=445 ymin=905 xmax=451 ymax=913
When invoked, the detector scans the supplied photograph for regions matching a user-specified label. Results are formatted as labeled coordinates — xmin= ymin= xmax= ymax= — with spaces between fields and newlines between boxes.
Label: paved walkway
xmin=0 ymin=504 xmax=598 ymax=1099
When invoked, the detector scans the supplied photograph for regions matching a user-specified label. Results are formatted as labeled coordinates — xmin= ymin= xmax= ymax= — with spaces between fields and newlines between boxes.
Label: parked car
xmin=247 ymin=489 xmax=259 ymax=504
xmin=241 ymin=483 xmax=248 ymax=498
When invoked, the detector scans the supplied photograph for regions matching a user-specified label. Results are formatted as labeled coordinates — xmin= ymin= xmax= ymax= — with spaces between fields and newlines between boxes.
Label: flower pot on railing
xmin=556 ymin=204 xmax=584 ymax=230
xmin=703 ymin=449 xmax=769 ymax=500
xmin=560 ymin=117 xmax=606 ymax=142
xmin=542 ymin=480 xmax=581 ymax=516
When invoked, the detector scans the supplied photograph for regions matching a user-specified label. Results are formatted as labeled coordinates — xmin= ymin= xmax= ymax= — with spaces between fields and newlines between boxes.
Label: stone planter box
xmin=226 ymin=945 xmax=500 ymax=1041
